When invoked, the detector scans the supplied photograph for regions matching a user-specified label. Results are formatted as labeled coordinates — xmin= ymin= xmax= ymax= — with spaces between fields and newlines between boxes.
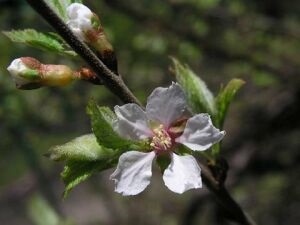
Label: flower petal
xmin=163 ymin=153 xmax=202 ymax=194
xmin=146 ymin=82 xmax=186 ymax=127
xmin=110 ymin=151 xmax=156 ymax=196
xmin=176 ymin=114 xmax=225 ymax=151
xmin=66 ymin=3 xmax=93 ymax=41
xmin=7 ymin=58 xmax=31 ymax=86
xmin=67 ymin=3 xmax=92 ymax=20
xmin=114 ymin=104 xmax=152 ymax=140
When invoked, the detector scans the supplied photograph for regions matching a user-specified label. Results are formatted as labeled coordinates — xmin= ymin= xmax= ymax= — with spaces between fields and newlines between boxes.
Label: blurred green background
xmin=0 ymin=0 xmax=299 ymax=224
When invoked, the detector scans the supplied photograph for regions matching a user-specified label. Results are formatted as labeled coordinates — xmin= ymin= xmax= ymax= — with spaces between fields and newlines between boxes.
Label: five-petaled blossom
xmin=110 ymin=83 xmax=225 ymax=196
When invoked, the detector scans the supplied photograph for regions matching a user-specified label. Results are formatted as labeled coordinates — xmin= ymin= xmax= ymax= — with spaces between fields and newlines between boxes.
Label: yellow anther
xmin=150 ymin=124 xmax=172 ymax=151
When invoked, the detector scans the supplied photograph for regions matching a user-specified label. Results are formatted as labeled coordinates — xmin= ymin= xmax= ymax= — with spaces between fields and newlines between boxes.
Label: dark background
xmin=0 ymin=0 xmax=299 ymax=224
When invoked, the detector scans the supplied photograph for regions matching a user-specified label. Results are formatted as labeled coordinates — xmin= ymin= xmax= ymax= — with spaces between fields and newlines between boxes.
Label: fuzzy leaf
xmin=61 ymin=157 xmax=118 ymax=198
xmin=171 ymin=58 xmax=216 ymax=116
xmin=48 ymin=134 xmax=115 ymax=161
xmin=216 ymin=79 xmax=245 ymax=127
xmin=87 ymin=101 xmax=144 ymax=149
xmin=47 ymin=0 xmax=83 ymax=21
xmin=3 ymin=29 xmax=76 ymax=56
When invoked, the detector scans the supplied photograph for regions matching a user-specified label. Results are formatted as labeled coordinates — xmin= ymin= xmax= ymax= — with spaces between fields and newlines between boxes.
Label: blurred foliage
xmin=0 ymin=0 xmax=299 ymax=224
xmin=27 ymin=193 xmax=73 ymax=225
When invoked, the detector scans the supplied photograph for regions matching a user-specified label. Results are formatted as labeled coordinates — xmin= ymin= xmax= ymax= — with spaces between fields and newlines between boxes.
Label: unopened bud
xmin=66 ymin=3 xmax=117 ymax=73
xmin=7 ymin=58 xmax=41 ymax=89
xmin=7 ymin=57 xmax=74 ymax=89
xmin=66 ymin=3 xmax=94 ymax=42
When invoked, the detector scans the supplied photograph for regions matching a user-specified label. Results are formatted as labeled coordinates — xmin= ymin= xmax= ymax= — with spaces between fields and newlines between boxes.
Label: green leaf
xmin=171 ymin=58 xmax=216 ymax=116
xmin=87 ymin=100 xmax=144 ymax=150
xmin=3 ymin=29 xmax=77 ymax=56
xmin=47 ymin=0 xmax=83 ymax=21
xmin=47 ymin=134 xmax=115 ymax=161
xmin=61 ymin=157 xmax=118 ymax=198
xmin=216 ymin=79 xmax=245 ymax=127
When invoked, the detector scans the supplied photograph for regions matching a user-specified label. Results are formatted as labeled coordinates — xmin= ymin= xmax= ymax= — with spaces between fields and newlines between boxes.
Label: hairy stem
xmin=25 ymin=0 xmax=140 ymax=105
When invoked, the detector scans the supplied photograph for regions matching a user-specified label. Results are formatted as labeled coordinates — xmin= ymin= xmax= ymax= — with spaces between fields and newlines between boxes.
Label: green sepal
xmin=87 ymin=100 xmax=147 ymax=150
xmin=21 ymin=69 xmax=40 ymax=80
xmin=91 ymin=15 xmax=101 ymax=30
xmin=216 ymin=78 xmax=245 ymax=128
xmin=47 ymin=134 xmax=116 ymax=161
xmin=3 ymin=29 xmax=77 ymax=56
xmin=171 ymin=58 xmax=216 ymax=116
xmin=156 ymin=154 xmax=171 ymax=174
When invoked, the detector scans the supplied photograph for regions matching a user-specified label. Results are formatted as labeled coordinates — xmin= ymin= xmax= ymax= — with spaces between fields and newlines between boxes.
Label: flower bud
xmin=7 ymin=57 xmax=75 ymax=89
xmin=66 ymin=3 xmax=117 ymax=73
xmin=66 ymin=3 xmax=94 ymax=42
xmin=7 ymin=58 xmax=42 ymax=89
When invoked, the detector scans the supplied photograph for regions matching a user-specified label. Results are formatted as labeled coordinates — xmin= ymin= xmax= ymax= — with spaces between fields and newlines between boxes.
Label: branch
xmin=200 ymin=162 xmax=257 ymax=225
xmin=25 ymin=0 xmax=140 ymax=105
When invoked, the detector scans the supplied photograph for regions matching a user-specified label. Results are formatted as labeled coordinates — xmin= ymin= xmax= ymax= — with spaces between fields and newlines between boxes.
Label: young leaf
xmin=61 ymin=157 xmax=118 ymax=198
xmin=47 ymin=0 xmax=83 ymax=21
xmin=47 ymin=134 xmax=115 ymax=161
xmin=87 ymin=101 xmax=142 ymax=149
xmin=171 ymin=58 xmax=216 ymax=116
xmin=3 ymin=29 xmax=77 ymax=56
xmin=216 ymin=79 xmax=245 ymax=127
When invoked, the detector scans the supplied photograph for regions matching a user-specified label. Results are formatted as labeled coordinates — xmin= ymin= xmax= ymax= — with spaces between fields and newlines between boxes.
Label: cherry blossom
xmin=110 ymin=83 xmax=225 ymax=196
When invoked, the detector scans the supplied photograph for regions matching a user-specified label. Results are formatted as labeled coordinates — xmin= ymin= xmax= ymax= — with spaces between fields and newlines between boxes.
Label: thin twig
xmin=200 ymin=162 xmax=257 ymax=225
xmin=25 ymin=0 xmax=140 ymax=105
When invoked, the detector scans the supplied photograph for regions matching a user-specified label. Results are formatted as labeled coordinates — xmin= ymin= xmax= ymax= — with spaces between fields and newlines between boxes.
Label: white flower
xmin=66 ymin=3 xmax=94 ymax=41
xmin=110 ymin=83 xmax=225 ymax=196
xmin=7 ymin=58 xmax=36 ymax=87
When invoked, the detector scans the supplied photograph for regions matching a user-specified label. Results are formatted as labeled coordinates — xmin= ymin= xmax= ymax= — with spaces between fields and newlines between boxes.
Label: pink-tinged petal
xmin=146 ymin=82 xmax=186 ymax=127
xmin=110 ymin=151 xmax=156 ymax=196
xmin=176 ymin=114 xmax=225 ymax=151
xmin=163 ymin=153 xmax=202 ymax=194
xmin=114 ymin=104 xmax=152 ymax=140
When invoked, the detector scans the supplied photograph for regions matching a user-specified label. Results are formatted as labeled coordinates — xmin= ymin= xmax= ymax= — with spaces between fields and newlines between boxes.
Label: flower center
xmin=150 ymin=124 xmax=172 ymax=152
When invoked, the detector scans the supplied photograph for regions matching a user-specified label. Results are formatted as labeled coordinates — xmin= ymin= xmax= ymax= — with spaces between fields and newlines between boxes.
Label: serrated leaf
xmin=87 ymin=100 xmax=142 ymax=149
xmin=61 ymin=157 xmax=118 ymax=198
xmin=3 ymin=29 xmax=77 ymax=56
xmin=47 ymin=0 xmax=83 ymax=21
xmin=216 ymin=79 xmax=245 ymax=127
xmin=171 ymin=58 xmax=216 ymax=116
xmin=48 ymin=134 xmax=115 ymax=161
